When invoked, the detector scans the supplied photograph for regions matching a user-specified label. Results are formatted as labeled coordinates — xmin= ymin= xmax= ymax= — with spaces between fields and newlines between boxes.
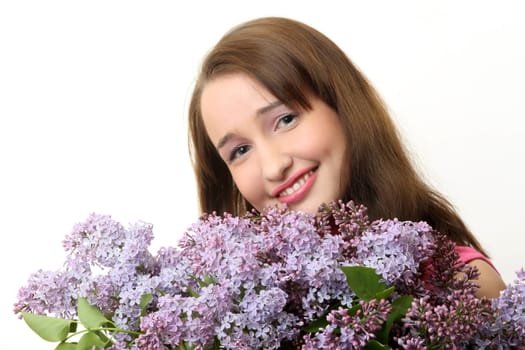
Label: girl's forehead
xmin=200 ymin=74 xmax=278 ymax=142
xmin=205 ymin=73 xmax=272 ymax=96
xmin=202 ymin=74 xmax=276 ymax=115
xmin=202 ymin=72 xmax=314 ymax=111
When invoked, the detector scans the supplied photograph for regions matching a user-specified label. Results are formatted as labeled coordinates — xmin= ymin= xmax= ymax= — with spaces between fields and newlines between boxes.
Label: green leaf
xmin=21 ymin=312 xmax=75 ymax=342
xmin=302 ymin=301 xmax=343 ymax=333
xmin=182 ymin=342 xmax=197 ymax=350
xmin=69 ymin=321 xmax=78 ymax=333
xmin=211 ymin=336 xmax=221 ymax=350
xmin=375 ymin=295 xmax=414 ymax=343
xmin=374 ymin=286 xmax=395 ymax=300
xmin=55 ymin=343 xmax=78 ymax=350
xmin=364 ymin=339 xmax=390 ymax=349
xmin=140 ymin=293 xmax=153 ymax=316
xmin=93 ymin=330 xmax=110 ymax=344
xmin=186 ymin=286 xmax=200 ymax=298
xmin=76 ymin=331 xmax=108 ymax=350
xmin=347 ymin=302 xmax=362 ymax=316
xmin=303 ymin=315 xmax=329 ymax=333
xmin=77 ymin=297 xmax=113 ymax=329
xmin=340 ymin=266 xmax=388 ymax=301
xmin=199 ymin=275 xmax=215 ymax=287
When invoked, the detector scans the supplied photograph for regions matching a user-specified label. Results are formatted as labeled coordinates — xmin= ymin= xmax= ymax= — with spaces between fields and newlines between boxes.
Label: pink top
xmin=455 ymin=245 xmax=499 ymax=272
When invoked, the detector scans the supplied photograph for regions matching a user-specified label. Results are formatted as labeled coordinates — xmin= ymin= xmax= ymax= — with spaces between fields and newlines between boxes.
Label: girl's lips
xmin=271 ymin=167 xmax=316 ymax=197
xmin=274 ymin=169 xmax=317 ymax=205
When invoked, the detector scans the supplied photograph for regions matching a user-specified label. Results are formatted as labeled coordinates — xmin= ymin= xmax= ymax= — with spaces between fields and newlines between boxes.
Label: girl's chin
xmin=258 ymin=199 xmax=327 ymax=214
xmin=286 ymin=202 xmax=322 ymax=215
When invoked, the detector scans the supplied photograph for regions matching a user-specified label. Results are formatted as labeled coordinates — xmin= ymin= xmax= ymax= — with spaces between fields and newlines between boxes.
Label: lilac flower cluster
xmin=302 ymin=299 xmax=392 ymax=349
xmin=137 ymin=208 xmax=354 ymax=349
xmin=349 ymin=219 xmax=435 ymax=291
xmin=476 ymin=268 xmax=525 ymax=348
xmin=14 ymin=201 xmax=525 ymax=349
xmin=14 ymin=213 xmax=160 ymax=332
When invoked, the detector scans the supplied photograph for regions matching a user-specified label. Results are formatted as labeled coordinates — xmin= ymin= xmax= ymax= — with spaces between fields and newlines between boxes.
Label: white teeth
xmin=279 ymin=171 xmax=313 ymax=197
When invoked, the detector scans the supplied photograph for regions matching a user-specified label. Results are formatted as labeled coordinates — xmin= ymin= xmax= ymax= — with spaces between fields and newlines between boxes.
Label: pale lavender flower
xmin=139 ymin=283 xmax=232 ymax=348
xmin=302 ymin=299 xmax=391 ymax=349
xmin=217 ymin=287 xmax=298 ymax=349
xmin=111 ymin=274 xmax=161 ymax=331
xmin=14 ymin=201 xmax=525 ymax=349
xmin=475 ymin=268 xmax=525 ymax=348
xmin=350 ymin=219 xmax=435 ymax=287
xmin=178 ymin=212 xmax=262 ymax=290
xmin=155 ymin=246 xmax=196 ymax=296
xmin=13 ymin=269 xmax=80 ymax=318
xmin=62 ymin=213 xmax=128 ymax=268
xmin=254 ymin=207 xmax=354 ymax=319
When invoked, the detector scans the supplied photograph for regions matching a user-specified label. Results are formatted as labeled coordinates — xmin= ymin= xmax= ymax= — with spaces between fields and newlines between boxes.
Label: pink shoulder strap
xmin=455 ymin=245 xmax=499 ymax=273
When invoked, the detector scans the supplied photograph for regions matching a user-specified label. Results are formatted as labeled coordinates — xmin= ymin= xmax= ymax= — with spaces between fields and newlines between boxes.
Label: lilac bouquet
xmin=14 ymin=200 xmax=525 ymax=349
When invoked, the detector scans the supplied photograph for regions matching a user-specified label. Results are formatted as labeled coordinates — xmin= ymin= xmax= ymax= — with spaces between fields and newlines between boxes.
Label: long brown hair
xmin=188 ymin=16 xmax=487 ymax=255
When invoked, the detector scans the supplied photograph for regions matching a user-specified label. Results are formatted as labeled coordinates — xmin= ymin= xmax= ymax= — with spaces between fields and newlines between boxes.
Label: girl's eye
xmin=276 ymin=113 xmax=298 ymax=129
xmin=229 ymin=145 xmax=250 ymax=162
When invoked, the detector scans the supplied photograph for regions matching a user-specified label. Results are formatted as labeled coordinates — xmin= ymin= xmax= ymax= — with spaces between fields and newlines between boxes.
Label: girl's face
xmin=201 ymin=73 xmax=347 ymax=214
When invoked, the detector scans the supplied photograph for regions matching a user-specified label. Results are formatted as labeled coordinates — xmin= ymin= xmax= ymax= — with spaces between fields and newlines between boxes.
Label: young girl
xmin=187 ymin=16 xmax=506 ymax=298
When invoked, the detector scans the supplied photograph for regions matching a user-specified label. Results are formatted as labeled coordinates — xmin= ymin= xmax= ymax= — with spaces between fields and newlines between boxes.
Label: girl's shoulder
xmin=455 ymin=245 xmax=506 ymax=298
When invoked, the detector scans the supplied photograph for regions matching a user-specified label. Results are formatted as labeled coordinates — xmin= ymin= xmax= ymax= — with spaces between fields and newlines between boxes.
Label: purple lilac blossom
xmin=398 ymin=290 xmax=491 ymax=349
xmin=171 ymin=207 xmax=353 ymax=348
xmin=350 ymin=219 xmax=435 ymax=287
xmin=475 ymin=268 xmax=525 ymax=348
xmin=254 ymin=207 xmax=354 ymax=319
xmin=302 ymin=299 xmax=391 ymax=349
xmin=13 ymin=269 xmax=80 ymax=318
xmin=139 ymin=283 xmax=232 ymax=349
xmin=14 ymin=201 xmax=525 ymax=349
xmin=395 ymin=234 xmax=494 ymax=349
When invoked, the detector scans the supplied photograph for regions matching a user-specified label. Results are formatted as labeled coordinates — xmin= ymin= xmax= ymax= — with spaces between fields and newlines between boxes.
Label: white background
xmin=1 ymin=1 xmax=524 ymax=348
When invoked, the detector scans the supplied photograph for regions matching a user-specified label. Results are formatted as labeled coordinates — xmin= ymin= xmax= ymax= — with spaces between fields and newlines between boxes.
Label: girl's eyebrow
xmin=216 ymin=100 xmax=283 ymax=150
xmin=257 ymin=100 xmax=283 ymax=116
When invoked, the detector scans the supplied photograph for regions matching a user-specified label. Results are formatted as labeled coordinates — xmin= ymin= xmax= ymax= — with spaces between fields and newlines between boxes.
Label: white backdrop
xmin=1 ymin=1 xmax=523 ymax=348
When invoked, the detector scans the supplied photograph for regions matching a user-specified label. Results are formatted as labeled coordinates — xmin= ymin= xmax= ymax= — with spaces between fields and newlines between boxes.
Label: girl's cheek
xmin=232 ymin=165 xmax=259 ymax=195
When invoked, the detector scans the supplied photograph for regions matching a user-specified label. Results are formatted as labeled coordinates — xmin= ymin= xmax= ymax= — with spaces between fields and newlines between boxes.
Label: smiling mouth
xmin=278 ymin=170 xmax=315 ymax=197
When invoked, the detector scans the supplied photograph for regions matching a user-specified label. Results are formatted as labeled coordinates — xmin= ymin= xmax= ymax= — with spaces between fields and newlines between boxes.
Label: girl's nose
xmin=260 ymin=144 xmax=292 ymax=182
